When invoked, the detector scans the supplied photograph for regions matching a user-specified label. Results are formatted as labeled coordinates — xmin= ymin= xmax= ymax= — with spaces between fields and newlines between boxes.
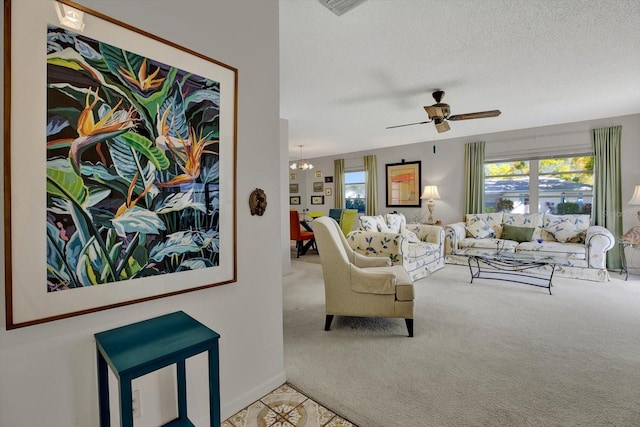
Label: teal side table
xmin=95 ymin=311 xmax=220 ymax=427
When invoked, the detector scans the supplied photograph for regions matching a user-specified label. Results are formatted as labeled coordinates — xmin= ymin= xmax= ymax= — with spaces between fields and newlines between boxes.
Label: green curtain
xmin=334 ymin=158 xmax=345 ymax=209
xmin=592 ymin=126 xmax=622 ymax=270
xmin=464 ymin=141 xmax=485 ymax=217
xmin=364 ymin=155 xmax=378 ymax=215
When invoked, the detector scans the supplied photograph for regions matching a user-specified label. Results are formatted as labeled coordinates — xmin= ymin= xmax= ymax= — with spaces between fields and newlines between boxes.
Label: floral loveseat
xmin=444 ymin=212 xmax=615 ymax=281
xmin=346 ymin=213 xmax=445 ymax=281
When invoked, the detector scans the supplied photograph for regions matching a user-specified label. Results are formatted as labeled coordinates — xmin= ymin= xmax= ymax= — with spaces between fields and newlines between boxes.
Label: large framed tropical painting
xmin=4 ymin=0 xmax=238 ymax=328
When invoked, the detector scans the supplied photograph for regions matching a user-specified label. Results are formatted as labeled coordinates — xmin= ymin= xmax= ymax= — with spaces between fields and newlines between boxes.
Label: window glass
xmin=484 ymin=156 xmax=593 ymax=215
xmin=538 ymin=156 xmax=593 ymax=215
xmin=345 ymin=171 xmax=365 ymax=213
xmin=484 ymin=161 xmax=530 ymax=213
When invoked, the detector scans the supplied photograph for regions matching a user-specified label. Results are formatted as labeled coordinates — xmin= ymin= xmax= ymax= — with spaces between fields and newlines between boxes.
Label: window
xmin=345 ymin=170 xmax=366 ymax=213
xmin=484 ymin=156 xmax=593 ymax=215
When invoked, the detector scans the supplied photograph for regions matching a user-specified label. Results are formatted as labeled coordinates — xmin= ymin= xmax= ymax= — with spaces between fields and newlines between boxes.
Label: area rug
xmin=283 ymin=260 xmax=640 ymax=427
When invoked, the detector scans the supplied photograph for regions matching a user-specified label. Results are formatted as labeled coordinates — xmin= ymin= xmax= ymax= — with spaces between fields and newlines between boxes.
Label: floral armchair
xmin=346 ymin=213 xmax=445 ymax=281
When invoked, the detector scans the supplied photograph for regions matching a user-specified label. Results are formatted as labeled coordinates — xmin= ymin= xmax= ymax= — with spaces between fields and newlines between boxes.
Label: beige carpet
xmin=283 ymin=260 xmax=640 ymax=426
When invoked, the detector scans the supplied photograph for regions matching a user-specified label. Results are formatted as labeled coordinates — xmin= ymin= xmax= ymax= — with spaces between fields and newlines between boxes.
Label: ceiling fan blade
xmin=424 ymin=105 xmax=445 ymax=119
xmin=435 ymin=120 xmax=450 ymax=133
xmin=385 ymin=120 xmax=432 ymax=129
xmin=448 ymin=110 xmax=501 ymax=121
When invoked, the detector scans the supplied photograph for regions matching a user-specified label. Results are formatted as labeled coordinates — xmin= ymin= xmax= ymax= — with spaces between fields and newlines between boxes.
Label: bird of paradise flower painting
xmin=46 ymin=25 xmax=223 ymax=291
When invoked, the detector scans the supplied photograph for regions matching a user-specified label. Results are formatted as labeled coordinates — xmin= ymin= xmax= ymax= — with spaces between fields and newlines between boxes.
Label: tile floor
xmin=222 ymin=383 xmax=358 ymax=427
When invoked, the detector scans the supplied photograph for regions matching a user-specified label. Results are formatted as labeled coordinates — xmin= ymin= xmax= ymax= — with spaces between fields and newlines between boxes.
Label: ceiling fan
xmin=386 ymin=90 xmax=501 ymax=133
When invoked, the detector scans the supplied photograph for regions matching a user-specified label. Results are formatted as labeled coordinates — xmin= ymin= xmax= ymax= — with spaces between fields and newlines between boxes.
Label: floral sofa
xmin=444 ymin=212 xmax=615 ymax=281
xmin=346 ymin=213 xmax=445 ymax=281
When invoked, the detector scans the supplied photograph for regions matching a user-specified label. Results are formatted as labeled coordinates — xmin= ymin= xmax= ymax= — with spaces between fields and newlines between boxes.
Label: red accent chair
xmin=290 ymin=210 xmax=316 ymax=257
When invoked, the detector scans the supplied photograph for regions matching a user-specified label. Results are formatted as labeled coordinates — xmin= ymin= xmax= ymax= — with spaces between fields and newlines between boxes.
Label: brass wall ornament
xmin=249 ymin=188 xmax=267 ymax=216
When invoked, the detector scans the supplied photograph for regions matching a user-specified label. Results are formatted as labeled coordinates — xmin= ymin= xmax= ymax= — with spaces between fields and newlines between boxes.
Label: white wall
xmin=281 ymin=119 xmax=292 ymax=275
xmin=0 ymin=1 xmax=283 ymax=426
xmin=301 ymin=114 xmax=640 ymax=265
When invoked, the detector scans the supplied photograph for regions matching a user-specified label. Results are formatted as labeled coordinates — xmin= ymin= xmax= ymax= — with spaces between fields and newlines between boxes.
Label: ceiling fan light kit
xmin=318 ymin=0 xmax=369 ymax=16
xmin=387 ymin=90 xmax=501 ymax=133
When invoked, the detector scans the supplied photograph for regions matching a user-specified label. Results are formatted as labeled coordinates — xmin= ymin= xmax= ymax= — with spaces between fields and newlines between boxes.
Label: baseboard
xmin=219 ymin=370 xmax=287 ymax=421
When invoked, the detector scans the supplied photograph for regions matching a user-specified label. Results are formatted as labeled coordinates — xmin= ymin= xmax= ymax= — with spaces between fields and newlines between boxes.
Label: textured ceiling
xmin=280 ymin=0 xmax=640 ymax=159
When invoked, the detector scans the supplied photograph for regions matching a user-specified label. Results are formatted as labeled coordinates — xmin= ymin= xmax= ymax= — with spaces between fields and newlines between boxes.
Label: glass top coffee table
xmin=455 ymin=250 xmax=569 ymax=295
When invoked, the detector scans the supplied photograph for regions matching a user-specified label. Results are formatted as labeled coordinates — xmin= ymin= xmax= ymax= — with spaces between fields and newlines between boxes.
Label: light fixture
xmin=420 ymin=185 xmax=441 ymax=225
xmin=622 ymin=185 xmax=640 ymax=244
xmin=628 ymin=185 xmax=640 ymax=221
xmin=289 ymin=145 xmax=314 ymax=171
xmin=53 ymin=1 xmax=85 ymax=32
xmin=318 ymin=0 xmax=369 ymax=16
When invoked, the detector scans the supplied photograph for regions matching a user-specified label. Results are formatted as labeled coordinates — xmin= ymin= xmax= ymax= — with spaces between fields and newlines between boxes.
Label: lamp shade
xmin=628 ymin=185 xmax=640 ymax=205
xmin=420 ymin=185 xmax=441 ymax=200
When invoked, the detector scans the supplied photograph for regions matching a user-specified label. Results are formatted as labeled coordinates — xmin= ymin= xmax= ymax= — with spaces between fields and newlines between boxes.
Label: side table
xmin=95 ymin=311 xmax=220 ymax=427
xmin=619 ymin=240 xmax=640 ymax=281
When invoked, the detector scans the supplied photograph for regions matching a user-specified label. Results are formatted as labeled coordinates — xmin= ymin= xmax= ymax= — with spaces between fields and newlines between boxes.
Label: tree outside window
xmin=345 ymin=170 xmax=365 ymax=213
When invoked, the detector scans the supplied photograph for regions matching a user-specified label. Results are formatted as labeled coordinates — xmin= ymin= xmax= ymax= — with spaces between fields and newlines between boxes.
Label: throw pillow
xmin=542 ymin=214 xmax=590 ymax=243
xmin=545 ymin=220 xmax=583 ymax=243
xmin=401 ymin=228 xmax=421 ymax=243
xmin=466 ymin=213 xmax=503 ymax=238
xmin=465 ymin=219 xmax=495 ymax=239
xmin=622 ymin=226 xmax=640 ymax=244
xmin=503 ymin=212 xmax=544 ymax=240
xmin=501 ymin=224 xmax=535 ymax=243
xmin=385 ymin=213 xmax=406 ymax=233
xmin=360 ymin=215 xmax=388 ymax=232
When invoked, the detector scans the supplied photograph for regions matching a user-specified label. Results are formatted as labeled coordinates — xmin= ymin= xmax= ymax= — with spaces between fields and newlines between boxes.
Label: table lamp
xmin=629 ymin=185 xmax=640 ymax=221
xmin=622 ymin=185 xmax=640 ymax=244
xmin=420 ymin=185 xmax=441 ymax=225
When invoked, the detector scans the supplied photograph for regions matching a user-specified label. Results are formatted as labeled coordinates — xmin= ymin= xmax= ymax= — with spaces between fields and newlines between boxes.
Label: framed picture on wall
xmin=325 ymin=188 xmax=332 ymax=196
xmin=315 ymin=170 xmax=322 ymax=178
xmin=311 ymin=195 xmax=325 ymax=205
xmin=290 ymin=173 xmax=297 ymax=181
xmin=313 ymin=182 xmax=324 ymax=192
xmin=4 ymin=0 xmax=238 ymax=328
xmin=290 ymin=183 xmax=299 ymax=193
xmin=290 ymin=196 xmax=301 ymax=205
xmin=324 ymin=176 xmax=333 ymax=183
xmin=385 ymin=161 xmax=422 ymax=207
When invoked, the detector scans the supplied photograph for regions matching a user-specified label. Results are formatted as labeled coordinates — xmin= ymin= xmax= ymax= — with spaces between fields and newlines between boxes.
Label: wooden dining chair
xmin=290 ymin=210 xmax=316 ymax=257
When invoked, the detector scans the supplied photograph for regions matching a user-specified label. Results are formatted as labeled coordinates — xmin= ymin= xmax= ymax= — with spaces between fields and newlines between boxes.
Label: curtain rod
xmin=484 ymin=129 xmax=591 ymax=144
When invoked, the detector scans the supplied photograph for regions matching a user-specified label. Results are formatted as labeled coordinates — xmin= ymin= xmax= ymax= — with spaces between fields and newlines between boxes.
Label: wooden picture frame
xmin=315 ymin=170 xmax=322 ymax=178
xmin=290 ymin=196 xmax=301 ymax=205
xmin=289 ymin=183 xmax=299 ymax=193
xmin=4 ymin=0 xmax=238 ymax=328
xmin=385 ymin=161 xmax=422 ymax=207
xmin=311 ymin=195 xmax=324 ymax=205
xmin=313 ymin=182 xmax=324 ymax=193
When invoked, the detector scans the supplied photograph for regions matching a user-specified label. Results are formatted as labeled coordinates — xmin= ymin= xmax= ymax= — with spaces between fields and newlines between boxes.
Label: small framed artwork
xmin=289 ymin=183 xmax=299 ymax=193
xmin=325 ymin=188 xmax=333 ymax=196
xmin=290 ymin=173 xmax=297 ymax=181
xmin=385 ymin=161 xmax=422 ymax=207
xmin=311 ymin=195 xmax=325 ymax=205
xmin=290 ymin=196 xmax=301 ymax=205
xmin=324 ymin=176 xmax=333 ymax=183
xmin=313 ymin=182 xmax=324 ymax=192
xmin=315 ymin=170 xmax=322 ymax=178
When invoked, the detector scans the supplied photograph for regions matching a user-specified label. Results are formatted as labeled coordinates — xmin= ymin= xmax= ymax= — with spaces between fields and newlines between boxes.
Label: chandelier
xmin=289 ymin=145 xmax=314 ymax=170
